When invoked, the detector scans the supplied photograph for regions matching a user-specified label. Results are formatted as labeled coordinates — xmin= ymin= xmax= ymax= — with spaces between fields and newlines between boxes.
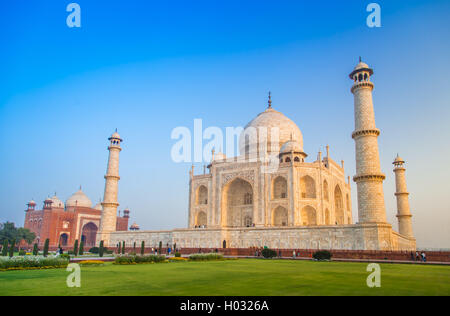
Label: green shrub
xmin=79 ymin=240 xmax=84 ymax=256
xmin=118 ymin=242 xmax=121 ymax=254
xmin=99 ymin=241 xmax=104 ymax=257
xmin=141 ymin=241 xmax=145 ymax=255
xmin=43 ymin=239 xmax=50 ymax=257
xmin=18 ymin=250 xmax=26 ymax=256
xmin=9 ymin=239 xmax=16 ymax=258
xmin=60 ymin=253 xmax=70 ymax=260
xmin=32 ymin=243 xmax=39 ymax=256
xmin=189 ymin=253 xmax=223 ymax=261
xmin=158 ymin=241 xmax=162 ymax=254
xmin=312 ymin=250 xmax=332 ymax=261
xmin=114 ymin=255 xmax=166 ymax=265
xmin=73 ymin=240 xmax=79 ymax=256
xmin=261 ymin=248 xmax=277 ymax=259
xmin=175 ymin=252 xmax=181 ymax=258
xmin=89 ymin=247 xmax=99 ymax=254
xmin=122 ymin=241 xmax=125 ymax=255
xmin=1 ymin=240 xmax=8 ymax=256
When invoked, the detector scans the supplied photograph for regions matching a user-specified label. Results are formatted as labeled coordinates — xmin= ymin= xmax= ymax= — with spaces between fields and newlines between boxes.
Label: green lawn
xmin=0 ymin=259 xmax=449 ymax=296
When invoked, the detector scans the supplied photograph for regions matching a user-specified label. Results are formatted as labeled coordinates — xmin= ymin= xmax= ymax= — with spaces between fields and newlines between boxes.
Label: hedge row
xmin=114 ymin=255 xmax=166 ymax=265
xmin=188 ymin=253 xmax=224 ymax=261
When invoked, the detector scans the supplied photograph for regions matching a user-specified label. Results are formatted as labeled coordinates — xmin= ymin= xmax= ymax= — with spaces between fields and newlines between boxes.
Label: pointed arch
xmin=301 ymin=206 xmax=317 ymax=226
xmin=323 ymin=180 xmax=329 ymax=202
xmin=272 ymin=176 xmax=287 ymax=199
xmin=324 ymin=208 xmax=331 ymax=225
xmin=222 ymin=178 xmax=253 ymax=227
xmin=334 ymin=185 xmax=344 ymax=225
xmin=272 ymin=206 xmax=288 ymax=226
xmin=195 ymin=185 xmax=208 ymax=205
xmin=300 ymin=175 xmax=316 ymax=199
xmin=196 ymin=211 xmax=207 ymax=227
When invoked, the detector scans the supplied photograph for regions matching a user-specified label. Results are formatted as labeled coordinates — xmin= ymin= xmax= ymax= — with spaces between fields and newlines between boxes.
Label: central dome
xmin=239 ymin=107 xmax=303 ymax=156
xmin=66 ymin=189 xmax=93 ymax=208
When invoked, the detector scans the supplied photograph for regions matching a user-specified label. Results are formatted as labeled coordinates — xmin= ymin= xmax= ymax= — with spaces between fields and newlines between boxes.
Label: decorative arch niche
xmin=221 ymin=178 xmax=254 ymax=227
xmin=196 ymin=211 xmax=207 ymax=227
xmin=300 ymin=175 xmax=316 ymax=199
xmin=272 ymin=176 xmax=287 ymax=199
xmin=272 ymin=206 xmax=288 ymax=226
xmin=301 ymin=206 xmax=317 ymax=226
xmin=334 ymin=185 xmax=344 ymax=225
xmin=196 ymin=185 xmax=208 ymax=205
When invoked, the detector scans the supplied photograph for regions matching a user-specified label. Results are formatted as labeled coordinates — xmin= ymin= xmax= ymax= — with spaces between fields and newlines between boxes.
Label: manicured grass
xmin=0 ymin=259 xmax=449 ymax=296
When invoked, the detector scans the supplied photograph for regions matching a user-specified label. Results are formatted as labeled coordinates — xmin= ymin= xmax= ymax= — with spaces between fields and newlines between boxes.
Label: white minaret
xmin=393 ymin=155 xmax=414 ymax=238
xmin=350 ymin=59 xmax=387 ymax=223
xmin=98 ymin=130 xmax=122 ymax=246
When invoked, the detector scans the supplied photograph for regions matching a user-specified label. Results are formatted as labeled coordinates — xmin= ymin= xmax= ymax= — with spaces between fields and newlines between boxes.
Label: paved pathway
xmin=69 ymin=255 xmax=450 ymax=266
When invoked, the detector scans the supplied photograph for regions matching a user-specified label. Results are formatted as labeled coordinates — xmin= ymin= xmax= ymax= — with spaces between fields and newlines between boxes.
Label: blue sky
xmin=1 ymin=0 xmax=449 ymax=248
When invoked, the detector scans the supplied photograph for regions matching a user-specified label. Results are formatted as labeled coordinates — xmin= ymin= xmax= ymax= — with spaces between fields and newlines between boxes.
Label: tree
xmin=141 ymin=241 xmax=145 ymax=255
xmin=32 ymin=243 xmax=38 ymax=256
xmin=118 ymin=242 xmax=121 ymax=254
xmin=133 ymin=241 xmax=136 ymax=253
xmin=73 ymin=240 xmax=79 ymax=256
xmin=43 ymin=239 xmax=49 ymax=257
xmin=0 ymin=222 xmax=35 ymax=245
xmin=99 ymin=241 xmax=104 ymax=257
xmin=16 ymin=227 xmax=36 ymax=245
xmin=79 ymin=240 xmax=84 ymax=256
xmin=1 ymin=240 xmax=8 ymax=256
xmin=158 ymin=241 xmax=162 ymax=255
xmin=9 ymin=239 xmax=16 ymax=257
xmin=122 ymin=241 xmax=125 ymax=255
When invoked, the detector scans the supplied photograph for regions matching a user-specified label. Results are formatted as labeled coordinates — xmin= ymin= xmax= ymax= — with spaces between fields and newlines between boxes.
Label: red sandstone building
xmin=24 ymin=189 xmax=130 ymax=248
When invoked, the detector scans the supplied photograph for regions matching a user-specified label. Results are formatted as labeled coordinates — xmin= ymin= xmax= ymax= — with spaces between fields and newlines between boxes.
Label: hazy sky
xmin=1 ymin=0 xmax=449 ymax=248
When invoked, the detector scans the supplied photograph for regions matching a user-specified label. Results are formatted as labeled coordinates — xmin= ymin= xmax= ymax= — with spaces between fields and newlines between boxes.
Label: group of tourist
xmin=412 ymin=251 xmax=427 ymax=262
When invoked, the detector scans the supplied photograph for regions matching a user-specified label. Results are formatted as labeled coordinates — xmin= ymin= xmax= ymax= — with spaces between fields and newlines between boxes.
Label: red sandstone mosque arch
xmin=81 ymin=222 xmax=98 ymax=247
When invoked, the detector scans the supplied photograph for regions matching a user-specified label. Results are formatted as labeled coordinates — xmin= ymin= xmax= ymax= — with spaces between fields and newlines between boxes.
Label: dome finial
xmin=268 ymin=91 xmax=272 ymax=108
xmin=359 ymin=56 xmax=362 ymax=63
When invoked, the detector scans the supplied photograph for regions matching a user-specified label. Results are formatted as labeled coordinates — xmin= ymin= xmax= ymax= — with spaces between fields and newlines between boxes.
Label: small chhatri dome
xmin=214 ymin=152 xmax=227 ymax=162
xmin=28 ymin=199 xmax=36 ymax=206
xmin=50 ymin=195 xmax=64 ymax=208
xmin=349 ymin=58 xmax=374 ymax=79
xmin=109 ymin=129 xmax=122 ymax=141
xmin=280 ymin=140 xmax=303 ymax=154
xmin=65 ymin=188 xmax=93 ymax=208
xmin=393 ymin=154 xmax=405 ymax=165
xmin=93 ymin=202 xmax=103 ymax=211
xmin=129 ymin=222 xmax=140 ymax=230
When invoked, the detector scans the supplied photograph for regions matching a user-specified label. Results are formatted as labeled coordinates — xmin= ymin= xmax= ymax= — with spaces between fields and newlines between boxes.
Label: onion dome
xmin=65 ymin=188 xmax=92 ymax=208
xmin=239 ymin=94 xmax=303 ymax=157
xmin=129 ymin=222 xmax=140 ymax=231
xmin=280 ymin=140 xmax=303 ymax=154
xmin=93 ymin=202 xmax=103 ymax=211
xmin=50 ymin=195 xmax=64 ymax=208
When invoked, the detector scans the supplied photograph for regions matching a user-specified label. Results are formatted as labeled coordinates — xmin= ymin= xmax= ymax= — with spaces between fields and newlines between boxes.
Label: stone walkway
xmin=70 ymin=255 xmax=450 ymax=266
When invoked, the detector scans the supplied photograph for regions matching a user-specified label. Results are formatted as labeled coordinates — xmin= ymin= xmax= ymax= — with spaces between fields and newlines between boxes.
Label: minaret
xmin=99 ymin=130 xmax=122 ymax=246
xmin=393 ymin=155 xmax=414 ymax=238
xmin=350 ymin=59 xmax=387 ymax=223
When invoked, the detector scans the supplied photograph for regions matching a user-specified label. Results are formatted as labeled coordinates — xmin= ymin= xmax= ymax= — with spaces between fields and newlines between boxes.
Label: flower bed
xmin=78 ymin=260 xmax=105 ymax=266
xmin=0 ymin=256 xmax=69 ymax=271
xmin=168 ymin=257 xmax=188 ymax=261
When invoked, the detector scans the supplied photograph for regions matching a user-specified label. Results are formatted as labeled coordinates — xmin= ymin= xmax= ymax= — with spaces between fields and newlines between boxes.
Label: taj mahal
xmin=26 ymin=60 xmax=417 ymax=251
